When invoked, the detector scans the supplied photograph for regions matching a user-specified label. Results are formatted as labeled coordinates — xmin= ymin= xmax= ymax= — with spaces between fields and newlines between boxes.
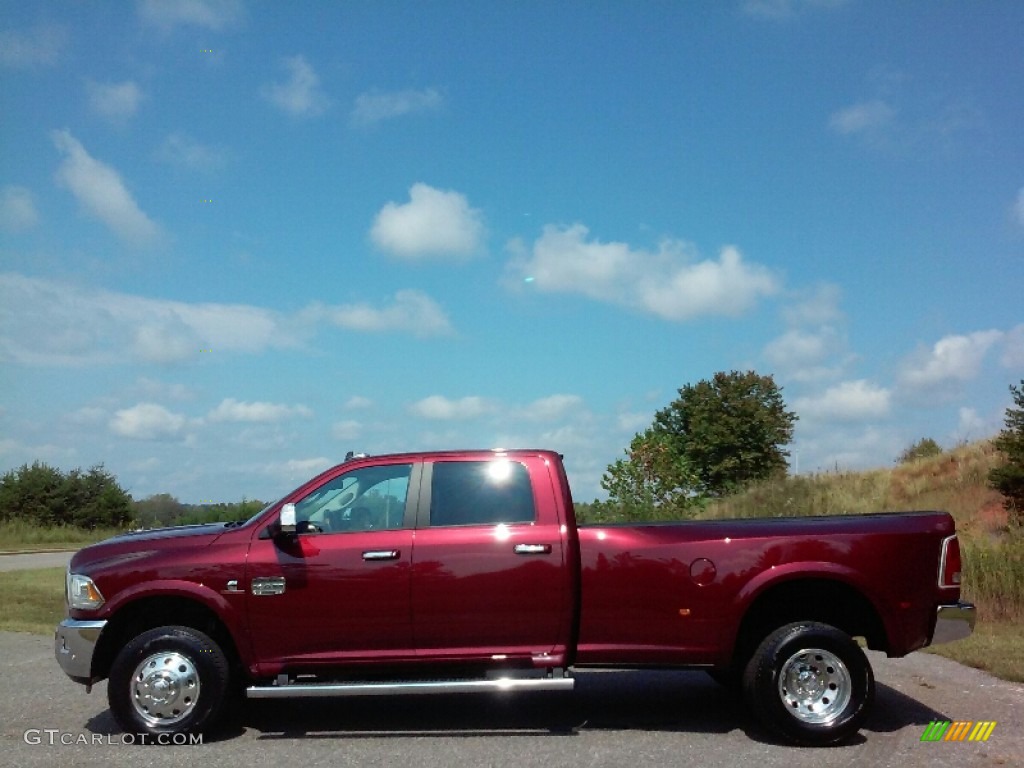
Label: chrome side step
xmin=247 ymin=676 xmax=574 ymax=699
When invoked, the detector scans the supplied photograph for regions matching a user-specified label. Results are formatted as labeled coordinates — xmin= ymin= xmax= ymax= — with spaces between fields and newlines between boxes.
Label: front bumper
xmin=54 ymin=619 xmax=107 ymax=684
xmin=930 ymin=601 xmax=976 ymax=645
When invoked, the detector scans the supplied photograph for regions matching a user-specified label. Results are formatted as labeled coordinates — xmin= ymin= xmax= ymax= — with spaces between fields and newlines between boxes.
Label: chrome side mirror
xmin=279 ymin=503 xmax=297 ymax=534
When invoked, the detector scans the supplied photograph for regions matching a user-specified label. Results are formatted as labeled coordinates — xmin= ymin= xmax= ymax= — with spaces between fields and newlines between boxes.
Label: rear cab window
xmin=429 ymin=460 xmax=536 ymax=527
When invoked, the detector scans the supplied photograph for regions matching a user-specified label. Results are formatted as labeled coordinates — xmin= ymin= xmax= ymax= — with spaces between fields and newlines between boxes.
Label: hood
xmin=69 ymin=522 xmax=234 ymax=572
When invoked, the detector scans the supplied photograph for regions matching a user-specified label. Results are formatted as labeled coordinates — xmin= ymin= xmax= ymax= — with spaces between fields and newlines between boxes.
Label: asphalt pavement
xmin=1 ymin=631 xmax=1021 ymax=768
xmin=0 ymin=552 xmax=74 ymax=572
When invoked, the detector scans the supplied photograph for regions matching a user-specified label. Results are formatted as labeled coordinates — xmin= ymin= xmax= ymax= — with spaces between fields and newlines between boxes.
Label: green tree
xmin=598 ymin=371 xmax=796 ymax=516
xmin=989 ymin=380 xmax=1024 ymax=523
xmin=133 ymin=493 xmax=188 ymax=527
xmin=599 ymin=428 xmax=703 ymax=520
xmin=898 ymin=437 xmax=943 ymax=464
xmin=0 ymin=462 xmax=133 ymax=529
xmin=649 ymin=370 xmax=796 ymax=498
xmin=0 ymin=461 xmax=64 ymax=525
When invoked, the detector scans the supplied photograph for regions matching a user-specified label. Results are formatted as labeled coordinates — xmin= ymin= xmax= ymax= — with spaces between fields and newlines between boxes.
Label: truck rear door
xmin=410 ymin=455 xmax=573 ymax=666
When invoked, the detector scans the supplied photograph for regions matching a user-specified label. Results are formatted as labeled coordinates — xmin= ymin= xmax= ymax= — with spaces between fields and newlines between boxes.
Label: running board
xmin=247 ymin=676 xmax=574 ymax=699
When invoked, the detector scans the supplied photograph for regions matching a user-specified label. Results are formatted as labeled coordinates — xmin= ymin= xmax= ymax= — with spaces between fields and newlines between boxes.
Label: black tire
xmin=107 ymin=626 xmax=231 ymax=739
xmin=742 ymin=621 xmax=874 ymax=746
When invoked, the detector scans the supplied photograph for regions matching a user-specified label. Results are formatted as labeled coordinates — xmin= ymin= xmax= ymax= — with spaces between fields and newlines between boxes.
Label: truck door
xmin=245 ymin=461 xmax=419 ymax=669
xmin=410 ymin=456 xmax=573 ymax=665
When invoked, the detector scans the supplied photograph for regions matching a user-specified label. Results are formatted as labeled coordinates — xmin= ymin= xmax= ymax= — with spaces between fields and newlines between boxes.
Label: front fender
xmin=97 ymin=579 xmax=250 ymax=669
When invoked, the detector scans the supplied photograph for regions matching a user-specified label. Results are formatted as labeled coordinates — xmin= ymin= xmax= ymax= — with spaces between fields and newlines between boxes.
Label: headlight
xmin=66 ymin=572 xmax=105 ymax=610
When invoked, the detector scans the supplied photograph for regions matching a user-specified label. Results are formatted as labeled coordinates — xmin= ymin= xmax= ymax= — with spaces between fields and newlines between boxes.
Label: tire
xmin=742 ymin=621 xmax=874 ymax=746
xmin=107 ymin=626 xmax=231 ymax=739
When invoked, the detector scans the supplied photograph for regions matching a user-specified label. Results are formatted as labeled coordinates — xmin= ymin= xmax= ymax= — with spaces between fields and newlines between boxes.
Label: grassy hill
xmin=704 ymin=439 xmax=1006 ymax=528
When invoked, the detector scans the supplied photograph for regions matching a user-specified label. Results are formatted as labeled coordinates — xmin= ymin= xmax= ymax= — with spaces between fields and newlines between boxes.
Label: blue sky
xmin=1 ymin=0 xmax=1022 ymax=504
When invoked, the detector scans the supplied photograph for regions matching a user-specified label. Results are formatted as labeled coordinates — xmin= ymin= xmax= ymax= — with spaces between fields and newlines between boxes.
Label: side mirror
xmin=279 ymin=503 xmax=297 ymax=534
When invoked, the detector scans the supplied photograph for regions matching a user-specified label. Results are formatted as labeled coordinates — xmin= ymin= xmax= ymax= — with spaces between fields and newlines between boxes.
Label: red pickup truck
xmin=55 ymin=449 xmax=975 ymax=746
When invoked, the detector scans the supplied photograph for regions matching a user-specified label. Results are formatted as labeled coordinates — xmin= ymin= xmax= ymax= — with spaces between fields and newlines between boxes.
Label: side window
xmin=430 ymin=460 xmax=535 ymax=527
xmin=294 ymin=463 xmax=412 ymax=533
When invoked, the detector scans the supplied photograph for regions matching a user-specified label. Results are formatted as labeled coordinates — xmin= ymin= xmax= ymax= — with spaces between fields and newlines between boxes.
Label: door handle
xmin=514 ymin=544 xmax=552 ymax=555
xmin=362 ymin=550 xmax=400 ymax=561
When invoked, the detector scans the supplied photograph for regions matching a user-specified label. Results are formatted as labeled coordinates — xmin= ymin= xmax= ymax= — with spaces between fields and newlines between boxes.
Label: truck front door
xmin=246 ymin=461 xmax=419 ymax=670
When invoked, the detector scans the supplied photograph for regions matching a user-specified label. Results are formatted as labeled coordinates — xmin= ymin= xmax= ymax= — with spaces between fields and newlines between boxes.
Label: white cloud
xmin=133 ymin=322 xmax=202 ymax=364
xmin=0 ymin=186 xmax=40 ymax=231
xmin=794 ymin=424 xmax=899 ymax=474
xmin=86 ymin=79 xmax=144 ymax=121
xmin=110 ymin=403 xmax=186 ymax=440
xmin=138 ymin=0 xmax=243 ymax=30
xmin=616 ymin=412 xmax=651 ymax=434
xmin=521 ymin=394 xmax=584 ymax=422
xmin=309 ymin=290 xmax=453 ymax=337
xmin=344 ymin=396 xmax=373 ymax=410
xmin=764 ymin=327 xmax=848 ymax=382
xmin=0 ymin=273 xmax=299 ymax=366
xmin=0 ymin=24 xmax=66 ymax=68
xmin=1002 ymin=324 xmax=1024 ymax=369
xmin=1013 ymin=187 xmax=1024 ymax=228
xmin=828 ymin=100 xmax=896 ymax=135
xmin=208 ymin=398 xmax=312 ymax=423
xmin=765 ymin=328 xmax=831 ymax=369
xmin=51 ymin=129 xmax=161 ymax=246
xmin=795 ymin=379 xmax=892 ymax=422
xmin=511 ymin=224 xmax=779 ymax=321
xmin=768 ymin=284 xmax=851 ymax=381
xmin=898 ymin=330 xmax=1003 ymax=392
xmin=155 ymin=133 xmax=227 ymax=171
xmin=782 ymin=283 xmax=844 ymax=327
xmin=0 ymin=274 xmax=452 ymax=367
xmin=262 ymin=55 xmax=328 ymax=117
xmin=371 ymin=183 xmax=485 ymax=259
xmin=410 ymin=395 xmax=494 ymax=420
xmin=956 ymin=407 xmax=990 ymax=441
xmin=331 ymin=420 xmax=362 ymax=440
xmin=262 ymin=457 xmax=334 ymax=483
xmin=351 ymin=87 xmax=442 ymax=127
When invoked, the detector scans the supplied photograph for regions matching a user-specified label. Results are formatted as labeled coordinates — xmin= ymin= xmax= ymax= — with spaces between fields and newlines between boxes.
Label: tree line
xmin=0 ymin=462 xmax=263 ymax=530
xmin=2 ymin=374 xmax=1022 ymax=531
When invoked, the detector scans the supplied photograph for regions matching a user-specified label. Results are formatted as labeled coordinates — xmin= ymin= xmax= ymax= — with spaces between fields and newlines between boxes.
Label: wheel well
xmin=730 ymin=578 xmax=888 ymax=668
xmin=93 ymin=597 xmax=242 ymax=681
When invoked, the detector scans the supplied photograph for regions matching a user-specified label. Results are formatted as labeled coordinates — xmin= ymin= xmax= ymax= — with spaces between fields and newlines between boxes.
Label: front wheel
xmin=107 ymin=626 xmax=230 ymax=739
xmin=742 ymin=621 xmax=874 ymax=746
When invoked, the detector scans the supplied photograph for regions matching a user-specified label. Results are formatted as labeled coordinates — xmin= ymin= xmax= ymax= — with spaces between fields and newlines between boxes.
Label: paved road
xmin=0 ymin=552 xmax=73 ymax=572
xmin=1 ymin=631 xmax=1020 ymax=767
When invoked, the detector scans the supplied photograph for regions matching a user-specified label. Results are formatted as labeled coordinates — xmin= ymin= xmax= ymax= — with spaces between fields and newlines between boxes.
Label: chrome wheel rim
xmin=130 ymin=652 xmax=200 ymax=726
xmin=777 ymin=647 xmax=851 ymax=724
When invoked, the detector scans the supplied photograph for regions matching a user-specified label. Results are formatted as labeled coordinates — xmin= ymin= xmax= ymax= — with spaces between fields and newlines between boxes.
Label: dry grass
xmin=0 ymin=520 xmax=124 ymax=552
xmin=703 ymin=440 xmax=1006 ymax=526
